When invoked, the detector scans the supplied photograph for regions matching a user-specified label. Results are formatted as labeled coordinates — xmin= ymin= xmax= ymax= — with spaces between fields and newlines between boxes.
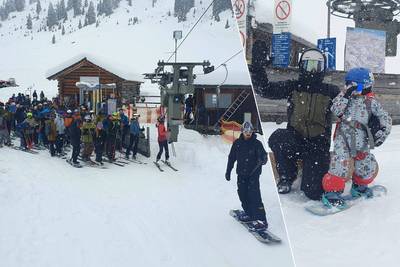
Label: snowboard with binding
xmin=305 ymin=185 xmax=387 ymax=216
xmin=229 ymin=209 xmax=281 ymax=244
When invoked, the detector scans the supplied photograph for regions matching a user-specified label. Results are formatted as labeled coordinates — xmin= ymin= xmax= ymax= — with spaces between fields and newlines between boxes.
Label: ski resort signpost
xmin=273 ymin=0 xmax=292 ymax=34
xmin=233 ymin=0 xmax=247 ymax=47
xmin=272 ymin=32 xmax=291 ymax=68
xmin=317 ymin=38 xmax=336 ymax=70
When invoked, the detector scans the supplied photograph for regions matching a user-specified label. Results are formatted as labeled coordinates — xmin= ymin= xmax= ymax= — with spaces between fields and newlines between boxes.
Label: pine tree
xmin=52 ymin=34 xmax=56 ymax=44
xmin=26 ymin=14 xmax=33 ymax=29
xmin=62 ymin=25 xmax=65 ymax=35
xmin=47 ymin=2 xmax=57 ymax=28
xmin=73 ymin=0 xmax=82 ymax=16
xmin=225 ymin=19 xmax=229 ymax=29
xmin=84 ymin=0 xmax=88 ymax=7
xmin=78 ymin=19 xmax=82 ymax=29
xmin=36 ymin=1 xmax=42 ymax=16
xmin=15 ymin=0 xmax=25 ymax=12
xmin=67 ymin=0 xmax=73 ymax=11
xmin=103 ymin=0 xmax=112 ymax=16
xmin=86 ymin=1 xmax=95 ymax=25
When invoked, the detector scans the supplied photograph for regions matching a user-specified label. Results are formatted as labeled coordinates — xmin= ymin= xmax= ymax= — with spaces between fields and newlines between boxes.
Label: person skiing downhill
xmin=251 ymin=48 xmax=340 ymax=200
xmin=321 ymin=68 xmax=392 ymax=208
xmin=155 ymin=115 xmax=169 ymax=164
xmin=225 ymin=121 xmax=269 ymax=229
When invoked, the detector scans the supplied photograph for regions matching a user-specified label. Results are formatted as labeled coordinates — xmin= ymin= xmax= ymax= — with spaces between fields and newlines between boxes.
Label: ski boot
xmin=350 ymin=184 xmax=373 ymax=199
xmin=247 ymin=220 xmax=268 ymax=231
xmin=321 ymin=192 xmax=347 ymax=209
xmin=277 ymin=177 xmax=292 ymax=194
xmin=237 ymin=212 xmax=252 ymax=223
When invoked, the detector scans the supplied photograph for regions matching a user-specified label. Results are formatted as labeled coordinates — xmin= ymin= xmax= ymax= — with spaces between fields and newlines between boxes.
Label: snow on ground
xmin=0 ymin=126 xmax=295 ymax=267
xmin=0 ymin=0 xmax=249 ymax=102
xmin=261 ymin=122 xmax=400 ymax=267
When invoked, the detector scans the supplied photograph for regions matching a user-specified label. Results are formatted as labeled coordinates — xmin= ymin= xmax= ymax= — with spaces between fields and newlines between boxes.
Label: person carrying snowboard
xmin=225 ymin=121 xmax=269 ymax=229
xmin=155 ymin=115 xmax=169 ymax=164
xmin=321 ymin=68 xmax=392 ymax=208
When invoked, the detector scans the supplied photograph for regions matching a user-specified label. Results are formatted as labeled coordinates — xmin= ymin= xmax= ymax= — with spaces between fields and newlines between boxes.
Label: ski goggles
xmin=302 ymin=59 xmax=324 ymax=73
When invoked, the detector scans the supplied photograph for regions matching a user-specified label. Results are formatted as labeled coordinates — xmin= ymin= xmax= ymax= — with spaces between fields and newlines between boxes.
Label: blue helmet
xmin=345 ymin=67 xmax=374 ymax=92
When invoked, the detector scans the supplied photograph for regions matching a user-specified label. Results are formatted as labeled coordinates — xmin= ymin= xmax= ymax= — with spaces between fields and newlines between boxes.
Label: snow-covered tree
xmin=103 ymin=0 xmax=112 ymax=16
xmin=26 ymin=14 xmax=33 ymax=29
xmin=47 ymin=2 xmax=57 ymax=28
xmin=174 ymin=0 xmax=194 ymax=22
xmin=225 ymin=19 xmax=229 ymax=29
xmin=36 ymin=0 xmax=41 ymax=16
xmin=67 ymin=0 xmax=73 ymax=11
xmin=52 ymin=34 xmax=56 ymax=44
xmin=57 ymin=0 xmax=67 ymax=21
xmin=15 ymin=0 xmax=25 ymax=12
xmin=78 ymin=19 xmax=82 ymax=29
xmin=127 ymin=0 xmax=132 ymax=7
xmin=73 ymin=0 xmax=82 ymax=16
xmin=62 ymin=25 xmax=65 ymax=35
xmin=86 ymin=1 xmax=95 ymax=25
xmin=84 ymin=0 xmax=88 ymax=7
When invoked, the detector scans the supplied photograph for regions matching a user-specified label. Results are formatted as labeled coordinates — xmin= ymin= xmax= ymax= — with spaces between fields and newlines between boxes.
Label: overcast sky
xmin=254 ymin=0 xmax=400 ymax=74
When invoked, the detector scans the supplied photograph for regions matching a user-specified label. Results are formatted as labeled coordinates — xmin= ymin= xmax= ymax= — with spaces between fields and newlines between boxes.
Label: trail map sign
xmin=344 ymin=27 xmax=386 ymax=73
xmin=233 ymin=0 xmax=247 ymax=47
xmin=317 ymin=38 xmax=336 ymax=70
xmin=273 ymin=0 xmax=292 ymax=34
xmin=272 ymin=32 xmax=291 ymax=67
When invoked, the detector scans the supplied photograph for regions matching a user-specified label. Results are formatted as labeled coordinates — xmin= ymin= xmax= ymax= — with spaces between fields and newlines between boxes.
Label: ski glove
xmin=225 ymin=171 xmax=231 ymax=181
xmin=343 ymin=84 xmax=358 ymax=99
xmin=374 ymin=129 xmax=386 ymax=147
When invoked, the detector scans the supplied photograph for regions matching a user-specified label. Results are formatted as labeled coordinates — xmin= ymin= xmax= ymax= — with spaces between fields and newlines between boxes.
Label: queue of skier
xmin=0 ymin=92 xmax=171 ymax=168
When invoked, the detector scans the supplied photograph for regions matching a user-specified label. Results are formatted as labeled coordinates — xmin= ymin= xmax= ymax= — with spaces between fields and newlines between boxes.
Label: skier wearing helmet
xmin=251 ymin=48 xmax=340 ymax=200
xmin=225 ymin=121 xmax=268 ymax=229
xmin=321 ymin=67 xmax=392 ymax=209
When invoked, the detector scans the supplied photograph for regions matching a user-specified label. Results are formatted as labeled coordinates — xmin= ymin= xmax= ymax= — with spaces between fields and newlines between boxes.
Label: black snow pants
xmin=268 ymin=128 xmax=331 ymax=200
xmin=237 ymin=174 xmax=266 ymax=222
xmin=156 ymin=140 xmax=169 ymax=161
xmin=126 ymin=134 xmax=139 ymax=158
xmin=71 ymin=142 xmax=80 ymax=164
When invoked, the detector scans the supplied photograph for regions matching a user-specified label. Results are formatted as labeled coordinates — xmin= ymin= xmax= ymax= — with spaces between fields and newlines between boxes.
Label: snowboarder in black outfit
xmin=225 ymin=121 xmax=268 ymax=229
xmin=251 ymin=48 xmax=340 ymax=200
xmin=94 ymin=122 xmax=107 ymax=164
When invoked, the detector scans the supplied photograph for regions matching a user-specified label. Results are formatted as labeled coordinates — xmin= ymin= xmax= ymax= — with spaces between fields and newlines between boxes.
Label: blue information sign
xmin=272 ymin=32 xmax=291 ymax=68
xmin=317 ymin=37 xmax=336 ymax=70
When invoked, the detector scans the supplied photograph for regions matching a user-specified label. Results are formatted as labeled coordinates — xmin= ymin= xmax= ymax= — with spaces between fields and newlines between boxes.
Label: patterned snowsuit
xmin=322 ymin=92 xmax=392 ymax=192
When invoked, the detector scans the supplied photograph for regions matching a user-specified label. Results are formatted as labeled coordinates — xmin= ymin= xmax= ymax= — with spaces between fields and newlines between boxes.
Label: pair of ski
xmin=229 ymin=210 xmax=281 ymax=244
xmin=305 ymin=185 xmax=388 ymax=216
xmin=153 ymin=160 xmax=178 ymax=172
xmin=10 ymin=145 xmax=39 ymax=154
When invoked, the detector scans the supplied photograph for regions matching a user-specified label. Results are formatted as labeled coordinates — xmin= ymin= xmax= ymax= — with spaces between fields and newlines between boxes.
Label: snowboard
xmin=229 ymin=210 xmax=281 ymax=244
xmin=305 ymin=185 xmax=388 ymax=216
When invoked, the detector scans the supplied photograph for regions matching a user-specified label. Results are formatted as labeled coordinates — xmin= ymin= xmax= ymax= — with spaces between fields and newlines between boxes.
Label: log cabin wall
xmin=48 ymin=58 xmax=141 ymax=108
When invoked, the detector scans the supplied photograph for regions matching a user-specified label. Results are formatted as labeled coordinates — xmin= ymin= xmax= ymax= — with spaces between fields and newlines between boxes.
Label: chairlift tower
xmin=144 ymin=61 xmax=214 ymax=142
xmin=328 ymin=0 xmax=400 ymax=56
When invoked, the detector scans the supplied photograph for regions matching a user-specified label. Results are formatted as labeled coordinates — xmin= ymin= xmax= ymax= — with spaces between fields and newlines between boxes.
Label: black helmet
xmin=298 ymin=48 xmax=326 ymax=84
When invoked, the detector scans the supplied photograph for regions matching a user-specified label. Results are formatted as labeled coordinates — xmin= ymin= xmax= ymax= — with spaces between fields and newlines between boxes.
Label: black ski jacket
xmin=226 ymin=133 xmax=268 ymax=177
xmin=252 ymin=69 xmax=340 ymax=139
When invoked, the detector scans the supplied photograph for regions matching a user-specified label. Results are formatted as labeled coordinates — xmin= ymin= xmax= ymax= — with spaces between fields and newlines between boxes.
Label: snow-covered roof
xmin=46 ymin=54 xmax=144 ymax=82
